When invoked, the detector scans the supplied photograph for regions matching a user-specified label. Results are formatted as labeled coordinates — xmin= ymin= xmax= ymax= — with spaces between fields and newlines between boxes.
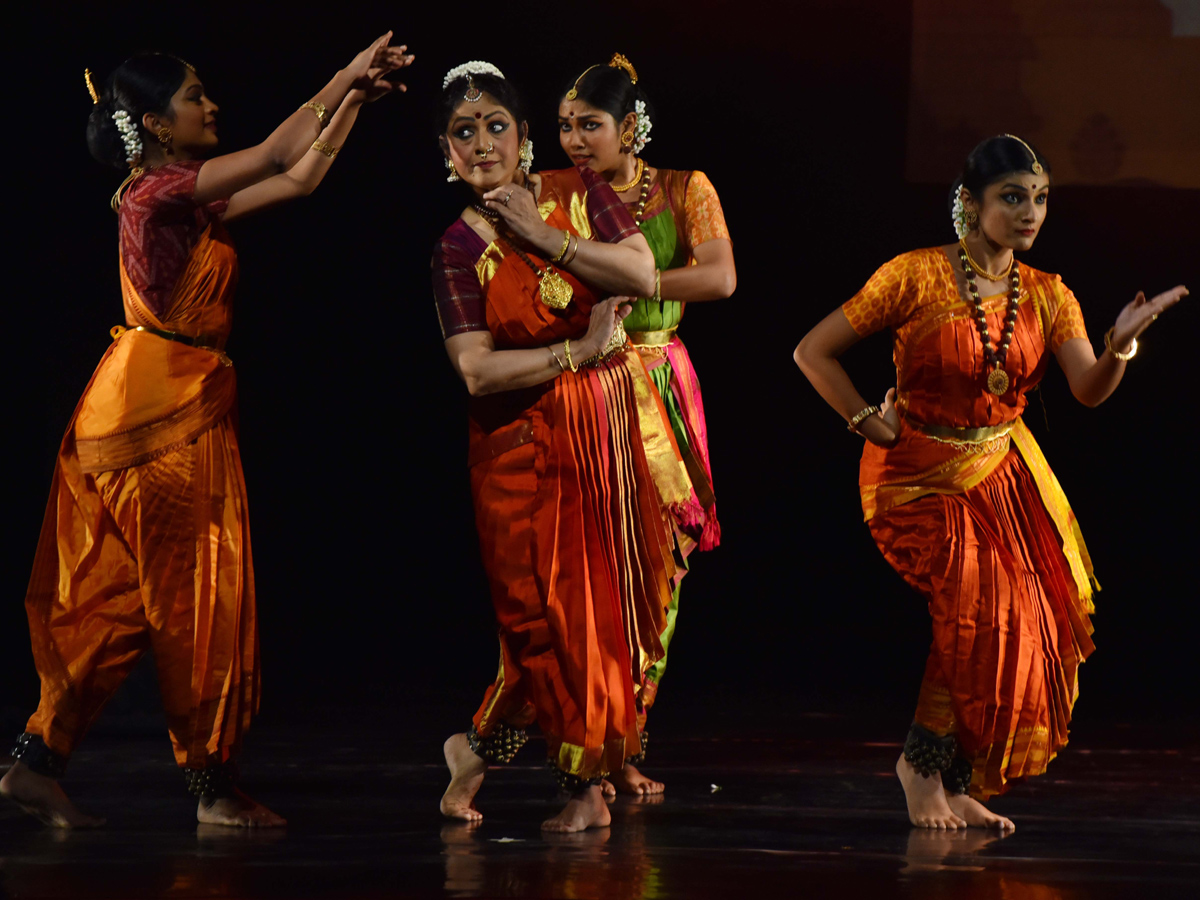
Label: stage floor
xmin=2 ymin=711 xmax=1197 ymax=899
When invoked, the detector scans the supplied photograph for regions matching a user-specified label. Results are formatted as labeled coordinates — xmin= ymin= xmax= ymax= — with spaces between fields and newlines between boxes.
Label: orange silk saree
xmin=845 ymin=247 xmax=1097 ymax=798
xmin=448 ymin=170 xmax=687 ymax=780
xmin=24 ymin=216 xmax=258 ymax=769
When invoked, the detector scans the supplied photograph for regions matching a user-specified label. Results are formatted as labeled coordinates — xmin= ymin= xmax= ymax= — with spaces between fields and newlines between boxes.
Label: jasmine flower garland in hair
xmin=951 ymin=191 xmax=968 ymax=239
xmin=633 ymin=100 xmax=652 ymax=155
xmin=442 ymin=61 xmax=505 ymax=89
xmin=112 ymin=109 xmax=142 ymax=168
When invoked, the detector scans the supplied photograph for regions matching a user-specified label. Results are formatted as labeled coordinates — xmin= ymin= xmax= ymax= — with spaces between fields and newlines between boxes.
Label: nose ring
xmin=476 ymin=142 xmax=494 ymax=158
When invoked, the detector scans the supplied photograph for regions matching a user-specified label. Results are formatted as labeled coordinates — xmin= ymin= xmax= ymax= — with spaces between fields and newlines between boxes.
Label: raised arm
xmin=222 ymin=54 xmax=414 ymax=222
xmin=192 ymin=33 xmax=411 ymax=206
xmin=445 ymin=298 xmax=629 ymax=396
xmin=794 ymin=308 xmax=899 ymax=447
xmin=481 ymin=185 xmax=657 ymax=298
xmin=1056 ymin=284 xmax=1187 ymax=407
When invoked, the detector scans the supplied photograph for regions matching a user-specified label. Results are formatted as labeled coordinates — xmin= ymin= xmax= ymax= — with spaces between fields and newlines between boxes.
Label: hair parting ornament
xmin=1004 ymin=133 xmax=1044 ymax=175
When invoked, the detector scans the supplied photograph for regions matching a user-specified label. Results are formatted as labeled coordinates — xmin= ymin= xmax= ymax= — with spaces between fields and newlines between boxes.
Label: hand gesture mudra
xmin=1110 ymin=284 xmax=1188 ymax=351
xmin=581 ymin=298 xmax=633 ymax=360
xmin=346 ymin=32 xmax=414 ymax=96
xmin=482 ymin=182 xmax=546 ymax=245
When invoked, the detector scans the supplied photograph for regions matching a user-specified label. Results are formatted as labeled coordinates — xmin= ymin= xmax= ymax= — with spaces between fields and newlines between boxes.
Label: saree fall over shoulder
xmin=622 ymin=167 xmax=728 ymax=706
xmin=844 ymin=247 xmax=1096 ymax=799
xmin=18 ymin=161 xmax=258 ymax=775
xmin=433 ymin=167 xmax=687 ymax=781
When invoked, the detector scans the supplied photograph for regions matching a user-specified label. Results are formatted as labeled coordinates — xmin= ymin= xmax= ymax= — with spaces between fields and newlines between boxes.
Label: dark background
xmin=3 ymin=1 xmax=1196 ymax=755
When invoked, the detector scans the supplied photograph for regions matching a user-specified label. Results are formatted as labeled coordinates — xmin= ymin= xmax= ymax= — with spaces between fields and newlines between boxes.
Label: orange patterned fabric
xmin=849 ymin=247 xmax=1097 ymax=798
xmin=23 ymin=208 xmax=258 ymax=769
xmin=683 ymin=171 xmax=730 ymax=248
xmin=439 ymin=170 xmax=684 ymax=779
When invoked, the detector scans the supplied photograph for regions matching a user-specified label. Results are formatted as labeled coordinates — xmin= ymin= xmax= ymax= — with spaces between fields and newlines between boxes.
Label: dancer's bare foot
xmin=0 ymin=761 xmax=105 ymax=828
xmin=441 ymin=733 xmax=486 ymax=822
xmin=600 ymin=778 xmax=616 ymax=798
xmin=947 ymin=793 xmax=1015 ymax=832
xmin=196 ymin=788 xmax=286 ymax=827
xmin=541 ymin=785 xmax=612 ymax=833
xmin=896 ymin=754 xmax=965 ymax=830
xmin=607 ymin=762 xmax=665 ymax=796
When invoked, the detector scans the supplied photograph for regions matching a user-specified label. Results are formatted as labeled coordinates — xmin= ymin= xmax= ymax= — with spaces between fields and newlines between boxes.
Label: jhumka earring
xmin=445 ymin=158 xmax=460 ymax=182
xmin=156 ymin=126 xmax=173 ymax=150
xmin=518 ymin=138 xmax=534 ymax=174
xmin=965 ymin=209 xmax=979 ymax=228
xmin=621 ymin=131 xmax=635 ymax=149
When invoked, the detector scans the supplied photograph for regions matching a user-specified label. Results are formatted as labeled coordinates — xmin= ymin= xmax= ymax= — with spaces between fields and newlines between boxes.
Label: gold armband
xmin=300 ymin=101 xmax=330 ymax=129
xmin=311 ymin=140 xmax=340 ymax=159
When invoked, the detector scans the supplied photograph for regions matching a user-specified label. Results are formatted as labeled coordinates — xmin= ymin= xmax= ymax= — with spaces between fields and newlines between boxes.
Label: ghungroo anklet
xmin=549 ymin=763 xmax=604 ymax=795
xmin=11 ymin=733 xmax=67 ymax=779
xmin=465 ymin=723 xmax=528 ymax=764
xmin=182 ymin=759 xmax=239 ymax=799
xmin=627 ymin=730 xmax=649 ymax=767
xmin=903 ymin=723 xmax=957 ymax=778
xmin=943 ymin=755 xmax=974 ymax=796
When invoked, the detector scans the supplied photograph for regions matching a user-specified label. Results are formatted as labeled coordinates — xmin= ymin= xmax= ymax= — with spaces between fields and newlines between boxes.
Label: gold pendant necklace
xmin=959 ymin=247 xmax=1021 ymax=396
xmin=503 ymin=239 xmax=574 ymax=309
xmin=611 ymin=157 xmax=645 ymax=193
xmin=958 ymin=238 xmax=1014 ymax=281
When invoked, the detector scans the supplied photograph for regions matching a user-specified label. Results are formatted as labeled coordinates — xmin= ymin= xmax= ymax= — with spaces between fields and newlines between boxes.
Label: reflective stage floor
xmin=2 ymin=708 xmax=1197 ymax=899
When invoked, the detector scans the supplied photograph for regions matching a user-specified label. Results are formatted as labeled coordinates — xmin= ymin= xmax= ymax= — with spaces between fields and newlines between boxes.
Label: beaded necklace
xmin=631 ymin=163 xmax=652 ymax=226
xmin=958 ymin=245 xmax=1021 ymax=396
xmin=470 ymin=182 xmax=573 ymax=310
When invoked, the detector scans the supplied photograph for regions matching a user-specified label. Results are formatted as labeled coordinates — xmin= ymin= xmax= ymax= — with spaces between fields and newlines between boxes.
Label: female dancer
xmin=432 ymin=62 xmax=684 ymax=832
xmin=793 ymin=135 xmax=1185 ymax=831
xmin=0 ymin=35 xmax=413 ymax=828
xmin=556 ymin=55 xmax=735 ymax=795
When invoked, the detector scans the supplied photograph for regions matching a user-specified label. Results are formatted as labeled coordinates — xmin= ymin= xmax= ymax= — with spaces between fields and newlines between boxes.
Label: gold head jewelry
xmin=608 ymin=53 xmax=637 ymax=83
xmin=1003 ymin=133 xmax=1044 ymax=175
xmin=465 ymin=76 xmax=482 ymax=102
xmin=84 ymin=68 xmax=100 ymax=104
xmin=565 ymin=64 xmax=601 ymax=101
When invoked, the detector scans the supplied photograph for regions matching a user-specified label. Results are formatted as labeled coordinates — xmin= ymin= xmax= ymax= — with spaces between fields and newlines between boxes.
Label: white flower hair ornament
xmin=442 ymin=61 xmax=505 ymax=90
xmin=632 ymin=100 xmax=652 ymax=155
xmin=113 ymin=109 xmax=143 ymax=168
xmin=951 ymin=189 xmax=969 ymax=239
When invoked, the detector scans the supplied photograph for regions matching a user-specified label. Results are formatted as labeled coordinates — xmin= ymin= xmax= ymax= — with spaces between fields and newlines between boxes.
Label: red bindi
xmin=475 ymin=112 xmax=482 ymax=119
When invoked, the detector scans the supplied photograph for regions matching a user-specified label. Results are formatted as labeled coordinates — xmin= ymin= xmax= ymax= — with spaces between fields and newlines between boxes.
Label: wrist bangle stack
xmin=300 ymin=100 xmax=330 ymax=129
xmin=563 ymin=339 xmax=580 ymax=373
xmin=551 ymin=230 xmax=572 ymax=264
xmin=847 ymin=405 xmax=880 ymax=433
xmin=1103 ymin=327 xmax=1138 ymax=360
xmin=311 ymin=140 xmax=339 ymax=159
xmin=560 ymin=235 xmax=579 ymax=266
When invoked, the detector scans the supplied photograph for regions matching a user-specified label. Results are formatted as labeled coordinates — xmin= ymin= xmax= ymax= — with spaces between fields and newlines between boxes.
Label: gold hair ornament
xmin=84 ymin=68 xmax=100 ymax=104
xmin=608 ymin=53 xmax=637 ymax=83
xmin=1003 ymin=133 xmax=1044 ymax=176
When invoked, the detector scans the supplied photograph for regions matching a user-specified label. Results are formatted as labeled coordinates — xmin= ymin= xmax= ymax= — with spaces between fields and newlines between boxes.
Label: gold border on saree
xmin=918 ymin=420 xmax=1014 ymax=453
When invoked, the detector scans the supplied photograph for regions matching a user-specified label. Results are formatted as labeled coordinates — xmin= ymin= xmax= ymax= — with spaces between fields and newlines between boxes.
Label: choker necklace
xmin=958 ymin=238 xmax=1014 ymax=281
xmin=959 ymin=245 xmax=1021 ymax=396
xmin=611 ymin=157 xmax=645 ymax=193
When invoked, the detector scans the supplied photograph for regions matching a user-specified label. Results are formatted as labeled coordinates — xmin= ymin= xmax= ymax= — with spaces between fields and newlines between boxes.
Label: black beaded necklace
xmin=630 ymin=163 xmax=652 ymax=226
xmin=959 ymin=245 xmax=1021 ymax=396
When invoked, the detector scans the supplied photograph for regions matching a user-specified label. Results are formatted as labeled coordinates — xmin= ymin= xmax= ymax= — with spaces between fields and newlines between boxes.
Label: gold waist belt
xmin=917 ymin=420 xmax=1015 ymax=445
xmin=626 ymin=327 xmax=678 ymax=347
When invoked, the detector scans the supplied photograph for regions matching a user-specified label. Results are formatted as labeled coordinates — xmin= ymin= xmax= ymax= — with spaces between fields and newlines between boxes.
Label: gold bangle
xmin=311 ymin=140 xmax=339 ymax=159
xmin=653 ymin=268 xmax=661 ymax=302
xmin=847 ymin=404 xmax=880 ymax=432
xmin=563 ymin=338 xmax=580 ymax=373
xmin=1104 ymin=327 xmax=1137 ymax=360
xmin=300 ymin=100 xmax=330 ymax=129
xmin=561 ymin=234 xmax=579 ymax=266
xmin=548 ymin=345 xmax=565 ymax=373
xmin=551 ymin=230 xmax=572 ymax=264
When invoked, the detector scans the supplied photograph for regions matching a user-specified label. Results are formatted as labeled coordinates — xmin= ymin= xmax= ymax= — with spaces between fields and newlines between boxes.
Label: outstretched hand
xmin=345 ymin=32 xmax=415 ymax=97
xmin=1111 ymin=285 xmax=1188 ymax=350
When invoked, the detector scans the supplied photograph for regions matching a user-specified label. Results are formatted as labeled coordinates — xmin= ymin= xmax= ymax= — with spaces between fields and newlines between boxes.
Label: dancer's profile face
xmin=968 ymin=172 xmax=1049 ymax=252
xmin=556 ymin=98 xmax=635 ymax=178
xmin=148 ymin=70 xmax=220 ymax=158
xmin=443 ymin=95 xmax=523 ymax=192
